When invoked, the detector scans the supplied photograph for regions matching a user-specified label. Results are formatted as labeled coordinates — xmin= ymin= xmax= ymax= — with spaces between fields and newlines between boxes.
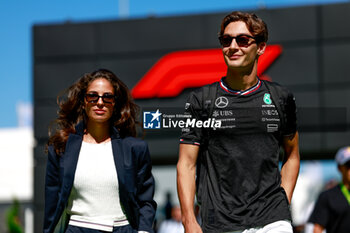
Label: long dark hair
xmin=48 ymin=69 xmax=140 ymax=155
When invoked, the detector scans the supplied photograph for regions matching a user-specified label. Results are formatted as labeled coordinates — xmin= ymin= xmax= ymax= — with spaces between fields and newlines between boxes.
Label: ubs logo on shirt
xmin=212 ymin=110 xmax=233 ymax=117
xmin=215 ymin=96 xmax=229 ymax=108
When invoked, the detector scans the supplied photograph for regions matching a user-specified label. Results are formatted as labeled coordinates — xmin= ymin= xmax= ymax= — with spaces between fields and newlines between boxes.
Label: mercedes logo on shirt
xmin=215 ymin=96 xmax=229 ymax=108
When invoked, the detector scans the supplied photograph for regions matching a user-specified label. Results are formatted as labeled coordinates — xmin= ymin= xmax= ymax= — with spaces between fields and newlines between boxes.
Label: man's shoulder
xmin=193 ymin=81 xmax=219 ymax=94
xmin=186 ymin=81 xmax=219 ymax=106
xmin=262 ymin=80 xmax=292 ymax=96
xmin=203 ymin=81 xmax=220 ymax=88
xmin=262 ymin=80 xmax=296 ymax=112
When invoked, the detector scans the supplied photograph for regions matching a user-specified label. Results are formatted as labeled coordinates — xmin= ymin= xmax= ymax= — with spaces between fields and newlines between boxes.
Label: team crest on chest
xmin=263 ymin=93 xmax=272 ymax=105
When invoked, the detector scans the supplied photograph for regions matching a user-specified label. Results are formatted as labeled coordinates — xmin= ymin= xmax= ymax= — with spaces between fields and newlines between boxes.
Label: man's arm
xmin=177 ymin=143 xmax=202 ymax=233
xmin=280 ymin=131 xmax=300 ymax=203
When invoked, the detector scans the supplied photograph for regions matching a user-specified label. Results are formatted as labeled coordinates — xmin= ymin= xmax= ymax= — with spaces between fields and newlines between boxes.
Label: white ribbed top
xmin=67 ymin=141 xmax=129 ymax=232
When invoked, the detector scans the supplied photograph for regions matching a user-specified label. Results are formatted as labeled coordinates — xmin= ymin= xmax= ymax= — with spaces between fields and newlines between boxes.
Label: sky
xmin=0 ymin=0 xmax=347 ymax=128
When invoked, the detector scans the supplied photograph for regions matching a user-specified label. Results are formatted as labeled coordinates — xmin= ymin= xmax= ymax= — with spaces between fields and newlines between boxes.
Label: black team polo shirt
xmin=180 ymin=77 xmax=297 ymax=233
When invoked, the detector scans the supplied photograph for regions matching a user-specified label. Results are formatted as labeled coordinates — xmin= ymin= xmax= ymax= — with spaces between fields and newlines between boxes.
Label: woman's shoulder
xmin=47 ymin=144 xmax=58 ymax=155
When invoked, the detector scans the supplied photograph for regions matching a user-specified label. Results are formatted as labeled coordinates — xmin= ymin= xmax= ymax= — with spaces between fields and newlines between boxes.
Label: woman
xmin=44 ymin=69 xmax=157 ymax=233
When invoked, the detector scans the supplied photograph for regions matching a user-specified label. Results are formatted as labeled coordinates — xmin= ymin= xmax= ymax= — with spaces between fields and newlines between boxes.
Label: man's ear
xmin=257 ymin=42 xmax=267 ymax=56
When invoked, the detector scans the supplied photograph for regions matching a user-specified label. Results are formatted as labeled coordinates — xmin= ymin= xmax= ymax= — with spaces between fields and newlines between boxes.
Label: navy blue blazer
xmin=43 ymin=122 xmax=157 ymax=233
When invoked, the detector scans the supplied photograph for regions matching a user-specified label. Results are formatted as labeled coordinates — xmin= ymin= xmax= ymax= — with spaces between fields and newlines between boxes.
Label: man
xmin=177 ymin=11 xmax=300 ymax=233
xmin=308 ymin=146 xmax=350 ymax=233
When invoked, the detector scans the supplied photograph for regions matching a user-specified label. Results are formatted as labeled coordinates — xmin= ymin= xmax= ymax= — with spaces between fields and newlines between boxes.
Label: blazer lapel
xmin=111 ymin=128 xmax=125 ymax=187
xmin=62 ymin=134 xmax=83 ymax=197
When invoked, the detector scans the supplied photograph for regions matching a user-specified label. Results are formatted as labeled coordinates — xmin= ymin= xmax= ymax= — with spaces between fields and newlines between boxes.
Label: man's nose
xmin=229 ymin=38 xmax=239 ymax=49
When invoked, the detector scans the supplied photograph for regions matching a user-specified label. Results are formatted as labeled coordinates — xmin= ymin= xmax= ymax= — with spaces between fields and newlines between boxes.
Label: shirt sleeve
xmin=283 ymin=90 xmax=297 ymax=136
xmin=179 ymin=89 xmax=204 ymax=146
xmin=308 ymin=191 xmax=330 ymax=228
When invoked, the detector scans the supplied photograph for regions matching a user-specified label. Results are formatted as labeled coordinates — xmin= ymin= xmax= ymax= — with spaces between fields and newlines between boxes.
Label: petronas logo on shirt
xmin=263 ymin=93 xmax=272 ymax=105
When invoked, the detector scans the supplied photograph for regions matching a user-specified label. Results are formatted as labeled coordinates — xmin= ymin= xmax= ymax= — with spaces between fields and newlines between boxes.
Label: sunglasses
xmin=85 ymin=93 xmax=116 ymax=104
xmin=218 ymin=34 xmax=256 ymax=47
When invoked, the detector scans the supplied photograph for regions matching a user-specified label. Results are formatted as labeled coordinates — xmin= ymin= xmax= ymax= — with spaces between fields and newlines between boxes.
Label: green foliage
xmin=6 ymin=199 xmax=23 ymax=233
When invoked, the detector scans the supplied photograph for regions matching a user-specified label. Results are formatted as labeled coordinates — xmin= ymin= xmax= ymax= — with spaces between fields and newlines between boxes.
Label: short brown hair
xmin=219 ymin=11 xmax=268 ymax=43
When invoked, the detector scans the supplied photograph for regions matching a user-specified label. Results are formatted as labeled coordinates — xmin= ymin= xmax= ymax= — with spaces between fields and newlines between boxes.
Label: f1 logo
xmin=132 ymin=45 xmax=282 ymax=99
